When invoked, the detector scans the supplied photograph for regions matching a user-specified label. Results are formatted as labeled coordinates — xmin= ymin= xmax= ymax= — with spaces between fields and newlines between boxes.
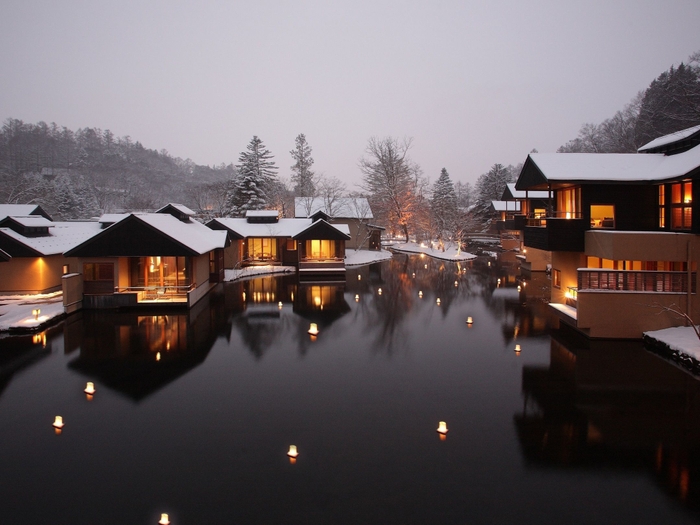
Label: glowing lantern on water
xmin=377 ymin=288 xmax=382 ymax=295
xmin=156 ymin=352 xmax=161 ymax=361
xmin=424 ymin=264 xmax=428 ymax=269
xmin=514 ymin=344 xmax=521 ymax=353
xmin=159 ymin=514 xmax=170 ymax=525
xmin=466 ymin=317 xmax=473 ymax=325
xmin=357 ymin=275 xmax=361 ymax=281
xmin=437 ymin=421 xmax=448 ymax=434
xmin=308 ymin=323 xmax=319 ymax=336
xmin=436 ymin=298 xmax=441 ymax=305
xmin=454 ymin=281 xmax=458 ymax=287
xmin=278 ymin=301 xmax=283 ymax=309
xmin=517 ymin=285 xmax=521 ymax=292
xmin=84 ymin=382 xmax=95 ymax=397
xmin=53 ymin=416 xmax=64 ymax=434
xmin=412 ymin=272 xmax=416 ymax=278
xmin=418 ymin=291 xmax=423 ymax=298
xmin=287 ymin=445 xmax=299 ymax=463
xmin=355 ymin=294 xmax=360 ymax=302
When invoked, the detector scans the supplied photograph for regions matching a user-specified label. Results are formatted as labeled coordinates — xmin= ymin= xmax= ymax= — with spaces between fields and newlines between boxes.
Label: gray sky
xmin=1 ymin=0 xmax=699 ymax=188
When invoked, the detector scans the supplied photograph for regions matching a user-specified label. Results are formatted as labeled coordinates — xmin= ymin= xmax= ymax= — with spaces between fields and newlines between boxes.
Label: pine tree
xmin=431 ymin=168 xmax=458 ymax=238
xmin=290 ymin=133 xmax=315 ymax=197
xmin=230 ymin=136 xmax=279 ymax=215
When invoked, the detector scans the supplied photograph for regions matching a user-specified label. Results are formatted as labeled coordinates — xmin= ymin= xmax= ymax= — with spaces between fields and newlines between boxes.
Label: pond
xmin=1 ymin=254 xmax=700 ymax=524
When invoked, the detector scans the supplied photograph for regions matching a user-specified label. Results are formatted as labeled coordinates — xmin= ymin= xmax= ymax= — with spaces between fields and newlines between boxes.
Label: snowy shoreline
xmin=389 ymin=241 xmax=476 ymax=261
xmin=643 ymin=326 xmax=700 ymax=377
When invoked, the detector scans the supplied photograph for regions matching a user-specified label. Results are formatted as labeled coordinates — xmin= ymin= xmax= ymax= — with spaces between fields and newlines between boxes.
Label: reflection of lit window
xmin=658 ymin=185 xmax=665 ymax=228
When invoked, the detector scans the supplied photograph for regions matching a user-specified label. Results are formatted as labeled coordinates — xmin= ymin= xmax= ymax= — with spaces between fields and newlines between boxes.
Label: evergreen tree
xmin=431 ymin=168 xmax=458 ymax=237
xmin=290 ymin=133 xmax=316 ymax=197
xmin=230 ymin=136 xmax=279 ymax=215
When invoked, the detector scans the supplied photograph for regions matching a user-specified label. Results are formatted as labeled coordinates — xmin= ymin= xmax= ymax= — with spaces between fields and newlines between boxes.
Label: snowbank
xmin=391 ymin=241 xmax=476 ymax=261
xmin=644 ymin=325 xmax=700 ymax=376
xmin=224 ymin=266 xmax=296 ymax=282
xmin=0 ymin=292 xmax=65 ymax=332
xmin=345 ymin=249 xmax=392 ymax=267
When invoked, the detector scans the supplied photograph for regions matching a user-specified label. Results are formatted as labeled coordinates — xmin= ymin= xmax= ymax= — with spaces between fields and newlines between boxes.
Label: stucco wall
xmin=586 ymin=231 xmax=700 ymax=262
xmin=0 ymin=255 xmax=80 ymax=294
xmin=551 ymin=251 xmax=584 ymax=305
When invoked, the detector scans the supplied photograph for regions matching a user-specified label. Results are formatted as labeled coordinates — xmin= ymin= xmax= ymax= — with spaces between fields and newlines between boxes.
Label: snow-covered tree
xmin=431 ymin=168 xmax=458 ymax=240
xmin=290 ymin=133 xmax=316 ymax=197
xmin=230 ymin=136 xmax=279 ymax=215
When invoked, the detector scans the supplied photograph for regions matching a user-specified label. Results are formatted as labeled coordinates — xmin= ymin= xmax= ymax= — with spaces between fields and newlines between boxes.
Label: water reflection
xmin=516 ymin=326 xmax=700 ymax=514
xmin=66 ymin=292 xmax=229 ymax=402
xmin=0 ymin=330 xmax=55 ymax=398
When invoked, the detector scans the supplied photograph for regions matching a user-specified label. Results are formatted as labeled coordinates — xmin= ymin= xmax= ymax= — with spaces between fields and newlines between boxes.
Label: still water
xmin=1 ymin=254 xmax=700 ymax=524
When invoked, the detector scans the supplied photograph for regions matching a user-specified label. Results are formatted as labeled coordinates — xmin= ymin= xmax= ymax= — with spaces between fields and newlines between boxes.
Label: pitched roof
xmin=66 ymin=213 xmax=228 ymax=257
xmin=294 ymin=197 xmax=373 ymax=219
xmin=638 ymin=124 xmax=700 ymax=153
xmin=293 ymin=219 xmax=351 ymax=241
xmin=0 ymin=204 xmax=51 ymax=221
xmin=208 ymin=217 xmax=350 ymax=240
xmin=156 ymin=203 xmax=196 ymax=216
xmin=516 ymin=145 xmax=700 ymax=189
xmin=0 ymin=216 xmax=54 ymax=228
xmin=0 ymin=221 xmax=103 ymax=256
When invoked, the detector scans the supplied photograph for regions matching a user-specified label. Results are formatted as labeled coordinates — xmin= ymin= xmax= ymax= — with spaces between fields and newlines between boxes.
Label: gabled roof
xmin=156 ymin=203 xmax=196 ymax=217
xmin=0 ymin=221 xmax=103 ymax=257
xmin=66 ymin=213 xmax=228 ymax=257
xmin=502 ymin=183 xmax=552 ymax=200
xmin=0 ymin=204 xmax=52 ymax=221
xmin=516 ymin=144 xmax=700 ymax=190
xmin=207 ymin=217 xmax=350 ymax=240
xmin=638 ymin=124 xmax=700 ymax=154
xmin=294 ymin=197 xmax=373 ymax=219
xmin=0 ymin=216 xmax=54 ymax=228
xmin=293 ymin=219 xmax=351 ymax=241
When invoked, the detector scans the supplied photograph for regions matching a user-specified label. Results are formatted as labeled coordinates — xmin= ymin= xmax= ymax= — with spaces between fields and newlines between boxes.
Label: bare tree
xmin=359 ymin=137 xmax=422 ymax=241
xmin=318 ymin=175 xmax=346 ymax=216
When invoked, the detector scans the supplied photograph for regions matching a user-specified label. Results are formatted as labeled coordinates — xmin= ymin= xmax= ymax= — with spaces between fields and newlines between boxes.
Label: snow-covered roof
xmin=98 ymin=213 xmax=129 ymax=225
xmin=156 ymin=203 xmax=196 ymax=216
xmin=504 ymin=183 xmax=551 ymax=200
xmin=294 ymin=197 xmax=373 ymax=219
xmin=210 ymin=217 xmax=350 ymax=238
xmin=638 ymin=124 xmax=700 ymax=153
xmin=134 ymin=213 xmax=227 ymax=254
xmin=0 ymin=221 xmax=103 ymax=256
xmin=491 ymin=201 xmax=521 ymax=212
xmin=0 ymin=204 xmax=45 ymax=221
xmin=3 ymin=216 xmax=54 ymax=228
xmin=245 ymin=210 xmax=279 ymax=218
xmin=524 ymin=145 xmax=700 ymax=185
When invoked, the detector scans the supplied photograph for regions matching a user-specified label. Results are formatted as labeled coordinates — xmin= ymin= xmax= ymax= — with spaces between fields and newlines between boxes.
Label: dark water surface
xmin=1 ymin=254 xmax=700 ymax=524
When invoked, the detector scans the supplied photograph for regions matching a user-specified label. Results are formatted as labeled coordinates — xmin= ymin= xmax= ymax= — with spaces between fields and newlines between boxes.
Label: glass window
xmin=590 ymin=205 xmax=615 ymax=228
xmin=552 ymin=269 xmax=561 ymax=288
xmin=670 ymin=181 xmax=692 ymax=230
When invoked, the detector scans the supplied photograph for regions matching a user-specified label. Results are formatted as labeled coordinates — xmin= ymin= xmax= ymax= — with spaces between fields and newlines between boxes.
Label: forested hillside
xmin=0 ymin=119 xmax=234 ymax=219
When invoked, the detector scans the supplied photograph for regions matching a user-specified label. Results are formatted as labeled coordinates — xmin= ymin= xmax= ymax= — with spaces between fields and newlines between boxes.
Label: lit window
xmin=552 ymin=269 xmax=561 ymax=288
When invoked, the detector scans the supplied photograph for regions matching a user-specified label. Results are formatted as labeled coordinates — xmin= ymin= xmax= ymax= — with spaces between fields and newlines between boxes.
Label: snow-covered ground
xmin=345 ymin=249 xmax=392 ymax=266
xmin=0 ymin=292 xmax=65 ymax=332
xmin=390 ymin=241 xmax=476 ymax=261
xmin=644 ymin=326 xmax=700 ymax=361
xmin=224 ymin=266 xmax=295 ymax=282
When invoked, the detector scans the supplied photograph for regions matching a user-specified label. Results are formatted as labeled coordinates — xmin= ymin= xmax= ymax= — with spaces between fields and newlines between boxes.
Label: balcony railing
xmin=578 ymin=270 xmax=696 ymax=293
xmin=115 ymin=285 xmax=193 ymax=302
xmin=525 ymin=211 xmax=582 ymax=227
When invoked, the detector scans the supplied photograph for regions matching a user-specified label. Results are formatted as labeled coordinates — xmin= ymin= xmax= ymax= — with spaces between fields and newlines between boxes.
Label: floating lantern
xmin=488 ymin=261 xmax=491 ymax=267
xmin=514 ymin=344 xmax=521 ymax=353
xmin=418 ymin=291 xmax=423 ymax=298
xmin=156 ymin=352 xmax=161 ymax=361
xmin=355 ymin=294 xmax=359 ymax=302
xmin=159 ymin=514 xmax=170 ymax=525
xmin=278 ymin=301 xmax=283 ymax=309
xmin=454 ymin=281 xmax=458 ymax=287
xmin=84 ymin=382 xmax=95 ymax=396
xmin=437 ymin=421 xmax=448 ymax=434
xmin=466 ymin=316 xmax=473 ymax=325
xmin=377 ymin=288 xmax=382 ymax=295
xmin=436 ymin=298 xmax=441 ymax=305
xmin=287 ymin=445 xmax=299 ymax=459
xmin=53 ymin=416 xmax=64 ymax=433
xmin=497 ymin=278 xmax=501 ymax=284
xmin=32 ymin=308 xmax=40 ymax=320
xmin=308 ymin=323 xmax=319 ymax=336
xmin=358 ymin=275 xmax=361 ymax=281
xmin=424 ymin=264 xmax=428 ymax=269
xmin=517 ymin=285 xmax=521 ymax=292
xmin=412 ymin=272 xmax=416 ymax=278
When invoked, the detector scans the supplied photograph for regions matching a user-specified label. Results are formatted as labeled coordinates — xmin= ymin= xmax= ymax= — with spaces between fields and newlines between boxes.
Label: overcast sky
xmin=1 ymin=0 xmax=699 ymax=188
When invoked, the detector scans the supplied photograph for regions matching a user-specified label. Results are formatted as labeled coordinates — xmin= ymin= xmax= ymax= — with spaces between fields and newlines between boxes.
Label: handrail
xmin=578 ymin=269 xmax=695 ymax=293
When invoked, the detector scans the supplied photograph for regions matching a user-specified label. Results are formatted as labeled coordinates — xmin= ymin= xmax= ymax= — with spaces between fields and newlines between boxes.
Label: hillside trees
xmin=431 ymin=168 xmax=458 ymax=240
xmin=359 ymin=137 xmax=423 ymax=241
